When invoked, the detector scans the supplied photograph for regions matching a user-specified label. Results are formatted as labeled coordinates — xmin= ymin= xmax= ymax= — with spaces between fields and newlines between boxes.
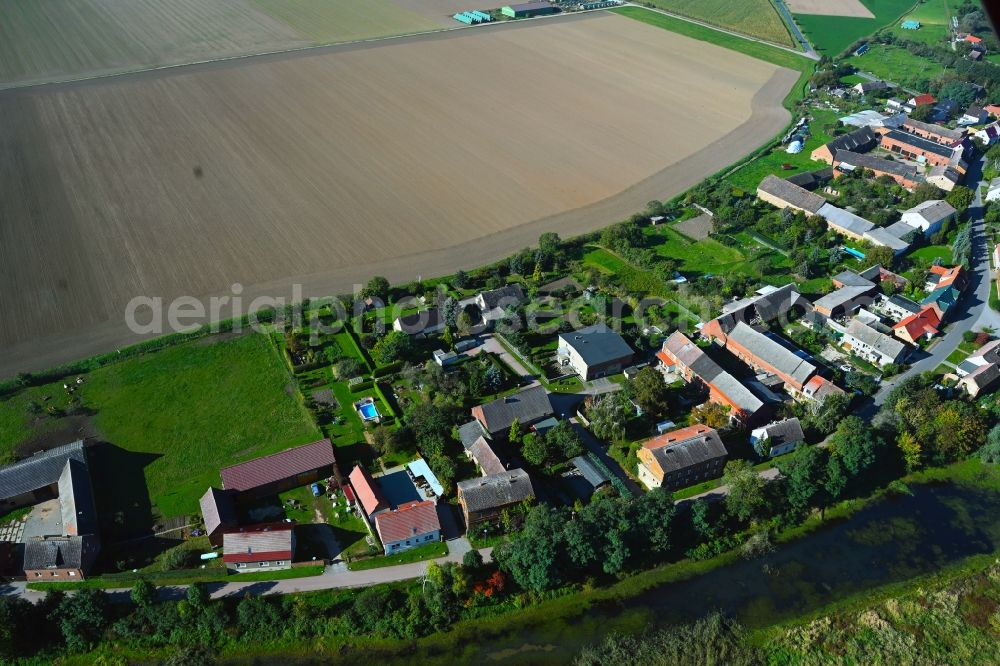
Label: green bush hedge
xmin=373 ymin=361 xmax=403 ymax=378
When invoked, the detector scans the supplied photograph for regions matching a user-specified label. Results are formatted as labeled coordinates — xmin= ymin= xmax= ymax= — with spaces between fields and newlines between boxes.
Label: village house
xmin=475 ymin=284 xmax=527 ymax=324
xmin=832 ymin=150 xmax=923 ymax=189
xmin=636 ymin=424 xmax=727 ymax=491
xmin=852 ymin=80 xmax=887 ymax=95
xmin=880 ymin=129 xmax=965 ymax=169
xmin=925 ymin=264 xmax=967 ymax=293
xmin=975 ymin=122 xmax=1000 ymax=145
xmin=199 ymin=487 xmax=238 ymax=548
xmin=570 ymin=455 xmax=610 ymax=494
xmin=223 ymin=523 xmax=295 ymax=573
xmin=466 ymin=435 xmax=507 ymax=476
xmin=893 ymin=306 xmax=941 ymax=344
xmin=374 ymin=500 xmax=441 ymax=555
xmin=900 ymin=200 xmax=956 ymax=237
xmin=959 ymin=105 xmax=989 ymax=126
xmin=656 ymin=331 xmax=767 ymax=425
xmin=702 ymin=319 xmax=817 ymax=397
xmin=901 ymin=118 xmax=964 ymax=145
xmin=843 ymin=318 xmax=909 ymax=367
xmin=810 ymin=126 xmax=879 ymax=165
xmin=219 ymin=439 xmax=337 ymax=498
xmin=0 ymin=440 xmax=88 ymax=513
xmin=557 ymin=324 xmax=634 ymax=380
xmin=348 ymin=465 xmax=390 ymax=520
xmin=927 ymin=165 xmax=963 ymax=191
xmin=840 ymin=109 xmax=905 ymax=129
xmin=818 ymin=202 xmax=874 ymax=240
xmin=457 ymin=468 xmax=535 ymax=530
xmin=812 ymin=283 xmax=878 ymax=318
xmin=471 ymin=385 xmax=554 ymax=439
xmin=879 ymin=294 xmax=922 ymax=322
xmin=750 ymin=418 xmax=805 ymax=458
xmin=393 ymin=307 xmax=446 ymax=336
xmin=906 ymin=93 xmax=936 ymax=111
xmin=756 ymin=174 xmax=826 ymax=215
xmin=958 ymin=339 xmax=1000 ymax=397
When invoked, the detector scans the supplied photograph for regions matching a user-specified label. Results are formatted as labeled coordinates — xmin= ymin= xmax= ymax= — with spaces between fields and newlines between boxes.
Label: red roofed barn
xmin=348 ymin=465 xmax=389 ymax=519
xmin=220 ymin=439 xmax=336 ymax=497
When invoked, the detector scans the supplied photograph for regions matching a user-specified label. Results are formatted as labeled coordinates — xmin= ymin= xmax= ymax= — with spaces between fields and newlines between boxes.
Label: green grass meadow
xmin=848 ymin=42 xmax=944 ymax=86
xmin=794 ymin=0 xmax=918 ymax=56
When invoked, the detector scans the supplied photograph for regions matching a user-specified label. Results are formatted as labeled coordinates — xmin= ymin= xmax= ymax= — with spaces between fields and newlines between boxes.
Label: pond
xmin=244 ymin=481 xmax=1000 ymax=665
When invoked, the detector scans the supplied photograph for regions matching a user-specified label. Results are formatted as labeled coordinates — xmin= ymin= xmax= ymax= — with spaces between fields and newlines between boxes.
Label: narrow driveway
xmin=772 ymin=0 xmax=818 ymax=58
xmin=474 ymin=335 xmax=539 ymax=385
xmin=874 ymin=155 xmax=992 ymax=407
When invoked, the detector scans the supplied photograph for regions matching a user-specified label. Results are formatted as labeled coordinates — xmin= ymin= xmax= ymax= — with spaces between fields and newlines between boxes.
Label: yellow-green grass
xmin=887 ymin=0 xmax=950 ymax=44
xmin=0 ymin=333 xmax=321 ymax=518
xmin=849 ymin=43 xmax=944 ymax=88
xmin=726 ymin=106 xmax=842 ymax=190
xmin=638 ymin=0 xmax=795 ymax=48
xmin=250 ymin=0 xmax=439 ymax=44
xmin=909 ymin=244 xmax=954 ymax=264
xmin=794 ymin=0 xmax=917 ymax=56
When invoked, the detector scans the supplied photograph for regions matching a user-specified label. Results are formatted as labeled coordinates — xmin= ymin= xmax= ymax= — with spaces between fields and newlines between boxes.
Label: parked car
xmin=310 ymin=482 xmax=322 ymax=497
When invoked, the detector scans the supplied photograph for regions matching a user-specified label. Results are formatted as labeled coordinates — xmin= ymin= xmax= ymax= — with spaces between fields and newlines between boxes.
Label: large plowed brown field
xmin=0 ymin=12 xmax=796 ymax=376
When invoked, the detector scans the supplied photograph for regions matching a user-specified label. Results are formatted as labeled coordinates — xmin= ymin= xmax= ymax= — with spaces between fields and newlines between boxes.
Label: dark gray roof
xmin=395 ymin=308 xmax=442 ymax=334
xmin=887 ymin=294 xmax=921 ymax=314
xmin=0 ymin=440 xmax=86 ymax=502
xmin=458 ymin=468 xmax=535 ymax=512
xmin=58 ymin=459 xmax=98 ymax=537
xmin=23 ymin=535 xmax=99 ymax=571
xmin=835 ymin=151 xmax=920 ymax=179
xmin=757 ymin=418 xmax=804 ymax=448
xmin=200 ymin=487 xmax=238 ymax=536
xmin=727 ymin=323 xmax=816 ymax=386
xmin=458 ymin=420 xmax=487 ymax=451
xmin=785 ymin=167 xmax=833 ymax=190
xmin=646 ymin=427 xmax=727 ymax=474
xmin=823 ymin=126 xmax=879 ymax=158
xmin=885 ymin=129 xmax=956 ymax=158
xmin=903 ymin=199 xmax=956 ymax=225
xmin=813 ymin=285 xmax=875 ymax=314
xmin=715 ymin=284 xmax=810 ymax=333
xmin=474 ymin=385 xmax=553 ymax=435
xmin=479 ymin=284 xmax=526 ymax=311
xmin=571 ymin=455 xmax=609 ymax=489
xmin=757 ymin=174 xmax=826 ymax=214
xmin=558 ymin=325 xmax=634 ymax=367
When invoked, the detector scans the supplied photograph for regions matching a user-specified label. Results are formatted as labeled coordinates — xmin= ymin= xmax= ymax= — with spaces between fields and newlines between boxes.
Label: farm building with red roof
xmin=223 ymin=523 xmax=294 ymax=572
xmin=220 ymin=439 xmax=336 ymax=497
xmin=348 ymin=465 xmax=389 ymax=519
xmin=374 ymin=500 xmax=441 ymax=554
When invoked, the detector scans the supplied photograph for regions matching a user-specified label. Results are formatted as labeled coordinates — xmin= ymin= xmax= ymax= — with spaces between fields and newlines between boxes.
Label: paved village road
xmin=1 ymin=547 xmax=494 ymax=604
xmin=872 ymin=155 xmax=993 ymax=409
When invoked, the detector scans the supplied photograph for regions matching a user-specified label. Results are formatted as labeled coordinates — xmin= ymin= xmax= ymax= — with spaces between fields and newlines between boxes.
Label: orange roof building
xmin=636 ymin=425 xmax=727 ymax=491
xmin=893 ymin=307 xmax=941 ymax=344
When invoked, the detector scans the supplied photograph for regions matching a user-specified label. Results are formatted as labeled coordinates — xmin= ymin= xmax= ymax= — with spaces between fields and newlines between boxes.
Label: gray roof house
xmin=471 ymin=385 xmax=554 ymax=438
xmin=571 ymin=455 xmax=610 ymax=491
xmin=818 ymin=202 xmax=875 ymax=238
xmin=199 ymin=487 xmax=239 ymax=547
xmin=476 ymin=284 xmax=527 ymax=323
xmin=0 ymin=440 xmax=87 ymax=509
xmin=844 ymin=318 xmax=909 ymax=366
xmin=557 ymin=324 xmax=634 ymax=380
xmin=751 ymin=418 xmax=805 ymax=458
xmin=812 ymin=285 xmax=877 ymax=318
xmin=756 ymin=174 xmax=826 ymax=214
xmin=23 ymin=535 xmax=100 ymax=579
xmin=637 ymin=424 xmax=728 ymax=491
xmin=57 ymin=458 xmax=98 ymax=538
xmin=458 ymin=420 xmax=488 ymax=451
xmin=458 ymin=468 xmax=536 ymax=528
xmin=725 ymin=322 xmax=817 ymax=389
xmin=900 ymin=200 xmax=957 ymax=236
xmin=393 ymin=307 xmax=445 ymax=336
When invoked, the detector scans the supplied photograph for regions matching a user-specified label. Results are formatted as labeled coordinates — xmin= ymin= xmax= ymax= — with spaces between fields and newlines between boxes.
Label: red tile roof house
xmin=656 ymin=331 xmax=767 ymax=426
xmin=348 ymin=465 xmax=389 ymax=521
xmin=223 ymin=523 xmax=295 ymax=573
xmin=893 ymin=307 xmax=941 ymax=344
xmin=219 ymin=439 xmax=337 ymax=499
xmin=374 ymin=500 xmax=441 ymax=555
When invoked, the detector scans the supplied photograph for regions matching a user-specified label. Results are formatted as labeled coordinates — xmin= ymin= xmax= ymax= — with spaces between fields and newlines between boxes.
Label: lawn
xmin=347 ymin=540 xmax=448 ymax=571
xmin=638 ymin=0 xmax=795 ymax=48
xmin=0 ymin=333 xmax=321 ymax=520
xmin=946 ymin=348 xmax=970 ymax=365
xmin=583 ymin=247 xmax=670 ymax=296
xmin=612 ymin=7 xmax=811 ymax=72
xmin=909 ymin=244 xmax=954 ymax=264
xmin=794 ymin=0 xmax=918 ymax=56
xmin=848 ymin=43 xmax=944 ymax=88
xmin=727 ymin=106 xmax=843 ymax=191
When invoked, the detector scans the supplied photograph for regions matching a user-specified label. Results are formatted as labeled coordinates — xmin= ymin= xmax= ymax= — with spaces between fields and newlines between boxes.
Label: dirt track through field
xmin=785 ymin=0 xmax=874 ymax=18
xmin=0 ymin=12 xmax=796 ymax=378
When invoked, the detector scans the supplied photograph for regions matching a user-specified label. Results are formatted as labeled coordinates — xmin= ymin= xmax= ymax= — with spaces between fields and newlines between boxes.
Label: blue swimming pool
xmin=359 ymin=402 xmax=380 ymax=421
